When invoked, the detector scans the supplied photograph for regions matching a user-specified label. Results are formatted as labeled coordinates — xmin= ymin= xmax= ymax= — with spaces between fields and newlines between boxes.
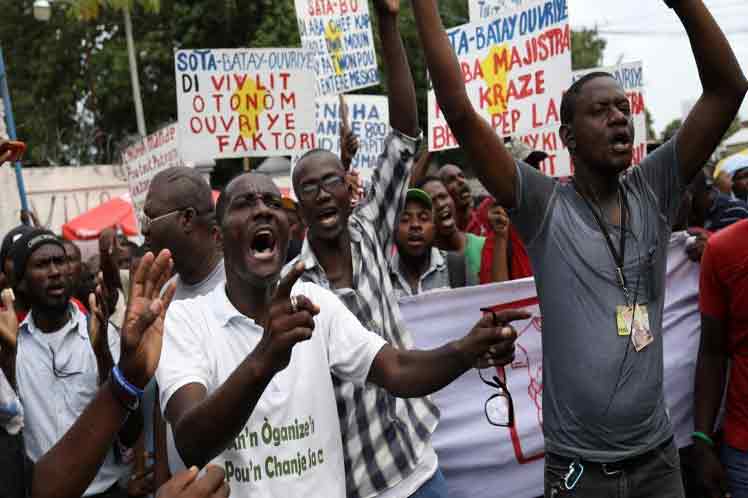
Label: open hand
xmin=254 ymin=262 xmax=320 ymax=375
xmin=119 ymin=250 xmax=176 ymax=389
xmin=0 ymin=289 xmax=18 ymax=351
xmin=87 ymin=279 xmax=112 ymax=357
xmin=156 ymin=466 xmax=229 ymax=498
xmin=458 ymin=310 xmax=530 ymax=369
xmin=339 ymin=95 xmax=360 ymax=170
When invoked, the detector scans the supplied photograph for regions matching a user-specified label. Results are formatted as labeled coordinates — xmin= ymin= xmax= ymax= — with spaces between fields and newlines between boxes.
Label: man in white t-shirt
xmin=156 ymin=173 xmax=527 ymax=498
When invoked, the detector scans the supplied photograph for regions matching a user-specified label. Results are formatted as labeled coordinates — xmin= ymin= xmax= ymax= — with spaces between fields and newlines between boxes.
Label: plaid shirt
xmin=290 ymin=130 xmax=440 ymax=498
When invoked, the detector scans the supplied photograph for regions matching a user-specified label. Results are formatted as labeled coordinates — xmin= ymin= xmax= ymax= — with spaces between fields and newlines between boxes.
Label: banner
xmin=175 ymin=48 xmax=317 ymax=161
xmin=400 ymin=232 xmax=700 ymax=498
xmin=518 ymin=61 xmax=648 ymax=177
xmin=294 ymin=0 xmax=379 ymax=95
xmin=427 ymin=0 xmax=571 ymax=153
xmin=315 ymin=95 xmax=389 ymax=171
xmin=469 ymin=0 xmax=527 ymax=21
xmin=122 ymin=123 xmax=185 ymax=230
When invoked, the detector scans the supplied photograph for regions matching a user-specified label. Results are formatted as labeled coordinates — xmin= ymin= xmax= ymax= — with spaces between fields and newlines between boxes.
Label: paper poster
xmin=315 ymin=95 xmax=389 ymax=170
xmin=469 ymin=0 xmax=528 ymax=21
xmin=427 ymin=0 xmax=572 ymax=154
xmin=295 ymin=0 xmax=379 ymax=95
xmin=122 ymin=123 xmax=185 ymax=228
xmin=175 ymin=48 xmax=317 ymax=160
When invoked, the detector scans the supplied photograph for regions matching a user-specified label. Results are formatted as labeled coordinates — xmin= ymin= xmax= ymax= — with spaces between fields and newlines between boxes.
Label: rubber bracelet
xmin=112 ymin=365 xmax=144 ymax=399
xmin=692 ymin=431 xmax=715 ymax=447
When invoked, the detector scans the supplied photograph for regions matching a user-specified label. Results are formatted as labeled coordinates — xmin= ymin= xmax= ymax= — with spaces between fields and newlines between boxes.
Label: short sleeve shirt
xmin=510 ymin=138 xmax=683 ymax=461
xmin=156 ymin=282 xmax=386 ymax=498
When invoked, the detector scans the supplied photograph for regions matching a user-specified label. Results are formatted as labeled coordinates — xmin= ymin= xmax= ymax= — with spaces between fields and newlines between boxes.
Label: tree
xmin=661 ymin=118 xmax=682 ymax=142
xmin=571 ymin=28 xmax=606 ymax=71
xmin=645 ymin=108 xmax=656 ymax=141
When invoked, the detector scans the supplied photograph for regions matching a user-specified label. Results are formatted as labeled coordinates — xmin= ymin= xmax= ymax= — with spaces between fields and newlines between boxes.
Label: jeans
xmin=721 ymin=444 xmax=748 ymax=498
xmin=410 ymin=469 xmax=450 ymax=498
xmin=544 ymin=439 xmax=685 ymax=498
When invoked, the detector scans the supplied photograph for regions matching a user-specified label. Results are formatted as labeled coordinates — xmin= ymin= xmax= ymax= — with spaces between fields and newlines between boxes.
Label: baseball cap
xmin=11 ymin=229 xmax=65 ymax=282
xmin=406 ymin=188 xmax=433 ymax=210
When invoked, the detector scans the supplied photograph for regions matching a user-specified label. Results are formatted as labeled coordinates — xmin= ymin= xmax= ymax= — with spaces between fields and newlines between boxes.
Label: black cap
xmin=11 ymin=229 xmax=65 ymax=282
xmin=1 ymin=225 xmax=34 ymax=266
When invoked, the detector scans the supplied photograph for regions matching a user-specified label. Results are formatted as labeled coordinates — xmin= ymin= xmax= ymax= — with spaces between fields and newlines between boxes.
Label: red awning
xmin=62 ymin=194 xmax=138 ymax=240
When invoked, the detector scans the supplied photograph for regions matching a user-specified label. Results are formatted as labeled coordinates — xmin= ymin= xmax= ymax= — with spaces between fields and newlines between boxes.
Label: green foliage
xmin=661 ymin=118 xmax=682 ymax=142
xmin=571 ymin=28 xmax=606 ymax=71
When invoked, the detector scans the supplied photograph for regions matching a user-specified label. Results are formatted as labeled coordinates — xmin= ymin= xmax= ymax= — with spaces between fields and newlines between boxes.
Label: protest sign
xmin=399 ymin=232 xmax=699 ymax=497
xmin=175 ymin=48 xmax=317 ymax=161
xmin=519 ymin=61 xmax=647 ymax=177
xmin=122 ymin=123 xmax=185 ymax=229
xmin=294 ymin=0 xmax=379 ymax=96
xmin=315 ymin=95 xmax=389 ymax=171
xmin=469 ymin=0 xmax=527 ymax=21
xmin=427 ymin=0 xmax=572 ymax=153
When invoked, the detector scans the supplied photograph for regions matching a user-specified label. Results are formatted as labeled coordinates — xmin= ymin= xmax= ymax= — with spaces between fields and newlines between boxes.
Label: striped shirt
xmin=706 ymin=193 xmax=748 ymax=231
xmin=289 ymin=130 xmax=440 ymax=498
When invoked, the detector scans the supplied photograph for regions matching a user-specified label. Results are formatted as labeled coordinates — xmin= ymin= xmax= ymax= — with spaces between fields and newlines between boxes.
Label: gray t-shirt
xmin=510 ymin=138 xmax=683 ymax=462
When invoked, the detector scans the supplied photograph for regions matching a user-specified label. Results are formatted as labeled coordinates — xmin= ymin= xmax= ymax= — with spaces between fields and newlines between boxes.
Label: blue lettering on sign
xmin=176 ymin=50 xmax=217 ymax=72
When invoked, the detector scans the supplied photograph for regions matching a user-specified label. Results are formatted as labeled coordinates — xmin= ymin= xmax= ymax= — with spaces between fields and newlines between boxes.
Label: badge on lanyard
xmin=615 ymin=304 xmax=653 ymax=352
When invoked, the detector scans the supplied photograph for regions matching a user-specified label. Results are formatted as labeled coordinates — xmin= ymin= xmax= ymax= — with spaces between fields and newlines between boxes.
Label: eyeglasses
xmin=50 ymin=345 xmax=84 ymax=378
xmin=298 ymin=175 xmax=346 ymax=201
xmin=479 ymin=367 xmax=515 ymax=428
xmin=139 ymin=208 xmax=183 ymax=232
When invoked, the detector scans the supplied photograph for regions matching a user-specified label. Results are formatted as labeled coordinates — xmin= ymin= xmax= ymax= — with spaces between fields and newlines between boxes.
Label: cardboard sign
xmin=515 ymin=61 xmax=647 ymax=177
xmin=315 ymin=95 xmax=389 ymax=170
xmin=469 ymin=0 xmax=528 ymax=21
xmin=175 ymin=48 xmax=317 ymax=160
xmin=295 ymin=0 xmax=379 ymax=95
xmin=122 ymin=123 xmax=185 ymax=229
xmin=427 ymin=0 xmax=572 ymax=154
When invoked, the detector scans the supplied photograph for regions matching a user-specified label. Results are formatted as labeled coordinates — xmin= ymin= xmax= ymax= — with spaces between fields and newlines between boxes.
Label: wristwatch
xmin=109 ymin=365 xmax=143 ymax=412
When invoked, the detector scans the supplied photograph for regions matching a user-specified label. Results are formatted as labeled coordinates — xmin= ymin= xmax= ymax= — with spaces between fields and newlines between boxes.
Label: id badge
xmin=616 ymin=304 xmax=653 ymax=351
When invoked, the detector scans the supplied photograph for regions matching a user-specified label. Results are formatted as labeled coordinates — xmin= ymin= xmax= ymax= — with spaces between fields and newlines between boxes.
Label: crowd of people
xmin=1 ymin=0 xmax=747 ymax=497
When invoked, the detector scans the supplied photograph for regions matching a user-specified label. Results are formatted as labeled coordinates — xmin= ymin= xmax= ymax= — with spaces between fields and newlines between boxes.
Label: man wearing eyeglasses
xmin=12 ymin=229 xmax=140 ymax=497
xmin=142 ymin=167 xmax=224 ymax=302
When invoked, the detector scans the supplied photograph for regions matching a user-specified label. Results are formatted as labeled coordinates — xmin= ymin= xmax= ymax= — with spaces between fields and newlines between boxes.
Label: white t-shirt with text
xmin=156 ymin=281 xmax=387 ymax=498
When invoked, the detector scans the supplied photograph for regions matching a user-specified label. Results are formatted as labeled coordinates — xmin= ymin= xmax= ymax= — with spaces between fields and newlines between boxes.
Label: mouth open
xmin=611 ymin=131 xmax=632 ymax=154
xmin=251 ymin=228 xmax=277 ymax=261
xmin=47 ymin=283 xmax=66 ymax=297
xmin=318 ymin=207 xmax=339 ymax=228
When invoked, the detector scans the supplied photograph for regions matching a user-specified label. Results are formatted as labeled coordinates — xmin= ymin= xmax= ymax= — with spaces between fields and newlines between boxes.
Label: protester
xmin=391 ymin=188 xmax=475 ymax=299
xmin=437 ymin=164 xmax=482 ymax=235
xmin=156 ymin=171 xmax=524 ymax=498
xmin=713 ymin=169 xmax=733 ymax=196
xmin=412 ymin=0 xmax=748 ymax=496
xmin=418 ymin=176 xmax=485 ymax=282
xmin=142 ymin=167 xmax=223 ymax=301
xmin=694 ymin=218 xmax=748 ymax=498
xmin=732 ymin=166 xmax=748 ymax=202
xmin=689 ymin=168 xmax=748 ymax=231
xmin=10 ymin=228 xmax=142 ymax=497
xmin=290 ymin=2 xmax=465 ymax=496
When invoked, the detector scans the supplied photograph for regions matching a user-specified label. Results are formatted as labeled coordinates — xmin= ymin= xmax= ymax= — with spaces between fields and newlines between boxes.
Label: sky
xmin=567 ymin=0 xmax=748 ymax=135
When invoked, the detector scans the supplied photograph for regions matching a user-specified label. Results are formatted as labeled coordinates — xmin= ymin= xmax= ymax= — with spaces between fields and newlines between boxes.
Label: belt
xmin=551 ymin=437 xmax=674 ymax=477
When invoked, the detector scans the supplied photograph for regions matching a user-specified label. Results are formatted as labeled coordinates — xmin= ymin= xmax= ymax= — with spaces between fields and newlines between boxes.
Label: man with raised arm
xmin=411 ymin=0 xmax=747 ymax=495
xmin=156 ymin=172 xmax=524 ymax=498
xmin=289 ymin=0 xmax=461 ymax=496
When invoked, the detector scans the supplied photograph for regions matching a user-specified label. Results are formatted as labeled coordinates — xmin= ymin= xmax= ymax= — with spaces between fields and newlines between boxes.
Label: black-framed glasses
xmin=479 ymin=367 xmax=515 ymax=428
xmin=49 ymin=345 xmax=84 ymax=378
xmin=298 ymin=175 xmax=346 ymax=201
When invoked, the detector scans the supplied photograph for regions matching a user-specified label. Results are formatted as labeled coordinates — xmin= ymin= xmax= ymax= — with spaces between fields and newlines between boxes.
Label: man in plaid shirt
xmin=289 ymin=1 xmax=449 ymax=496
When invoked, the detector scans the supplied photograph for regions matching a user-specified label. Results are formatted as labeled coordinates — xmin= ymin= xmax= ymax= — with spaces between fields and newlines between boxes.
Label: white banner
xmin=427 ymin=0 xmax=571 ymax=153
xmin=400 ymin=232 xmax=700 ymax=498
xmin=175 ymin=48 xmax=317 ymax=160
xmin=314 ymin=95 xmax=389 ymax=171
xmin=122 ymin=123 xmax=185 ymax=230
xmin=469 ymin=0 xmax=528 ymax=21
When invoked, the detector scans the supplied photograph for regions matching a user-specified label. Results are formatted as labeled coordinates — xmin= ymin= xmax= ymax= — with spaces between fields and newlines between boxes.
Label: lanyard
xmin=574 ymin=182 xmax=630 ymax=302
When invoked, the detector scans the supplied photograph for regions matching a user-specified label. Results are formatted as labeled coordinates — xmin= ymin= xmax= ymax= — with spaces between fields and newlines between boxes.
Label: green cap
xmin=406 ymin=188 xmax=433 ymax=210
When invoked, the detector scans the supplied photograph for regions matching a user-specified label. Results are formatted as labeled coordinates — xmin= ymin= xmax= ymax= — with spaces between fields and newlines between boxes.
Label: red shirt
xmin=479 ymin=226 xmax=534 ymax=283
xmin=699 ymin=219 xmax=748 ymax=450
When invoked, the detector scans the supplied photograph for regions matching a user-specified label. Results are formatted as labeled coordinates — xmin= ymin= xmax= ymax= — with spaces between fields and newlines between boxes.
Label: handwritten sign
xmin=427 ymin=0 xmax=572 ymax=153
xmin=469 ymin=0 xmax=527 ymax=21
xmin=175 ymin=48 xmax=317 ymax=160
xmin=294 ymin=0 xmax=379 ymax=95
xmin=315 ymin=95 xmax=389 ymax=170
xmin=516 ymin=61 xmax=647 ymax=177
xmin=122 ymin=123 xmax=185 ymax=228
